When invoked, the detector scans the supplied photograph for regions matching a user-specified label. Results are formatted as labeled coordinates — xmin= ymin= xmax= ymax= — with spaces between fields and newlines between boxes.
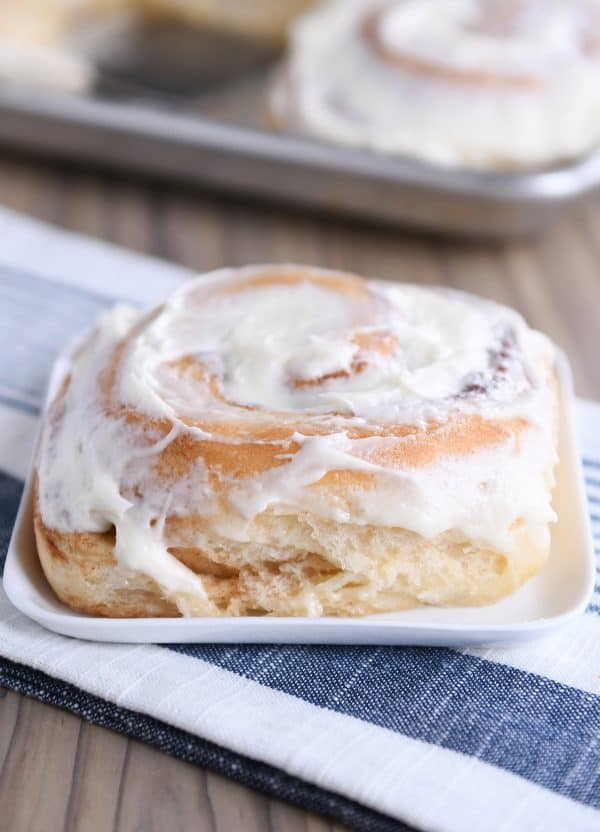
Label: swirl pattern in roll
xmin=35 ymin=265 xmax=558 ymax=617
xmin=271 ymin=0 xmax=600 ymax=169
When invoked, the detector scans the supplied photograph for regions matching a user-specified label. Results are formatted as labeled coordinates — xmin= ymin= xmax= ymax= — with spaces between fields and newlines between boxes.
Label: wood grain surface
xmin=0 ymin=155 xmax=598 ymax=832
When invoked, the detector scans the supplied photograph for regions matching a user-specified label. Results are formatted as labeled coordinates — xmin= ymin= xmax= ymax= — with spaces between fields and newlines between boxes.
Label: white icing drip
xmin=228 ymin=429 xmax=556 ymax=553
xmin=277 ymin=0 xmax=600 ymax=168
xmin=37 ymin=305 xmax=214 ymax=614
xmin=37 ymin=266 xmax=558 ymax=614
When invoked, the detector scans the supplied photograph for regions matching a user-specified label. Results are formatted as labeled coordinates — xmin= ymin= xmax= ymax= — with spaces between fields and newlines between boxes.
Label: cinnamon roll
xmin=271 ymin=0 xmax=600 ymax=169
xmin=35 ymin=265 xmax=558 ymax=618
xmin=0 ymin=0 xmax=100 ymax=91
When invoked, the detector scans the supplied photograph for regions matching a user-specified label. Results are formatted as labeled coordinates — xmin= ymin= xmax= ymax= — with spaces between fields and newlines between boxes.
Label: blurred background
xmin=1 ymin=0 xmax=599 ymax=235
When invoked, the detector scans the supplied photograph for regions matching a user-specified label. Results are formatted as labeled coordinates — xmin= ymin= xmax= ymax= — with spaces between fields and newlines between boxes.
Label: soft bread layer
xmin=35 ymin=505 xmax=547 ymax=618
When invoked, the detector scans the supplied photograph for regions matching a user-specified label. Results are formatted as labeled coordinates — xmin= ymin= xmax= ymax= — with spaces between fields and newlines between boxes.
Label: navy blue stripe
xmin=0 ymin=470 xmax=24 ymax=572
xmin=169 ymin=643 xmax=600 ymax=808
xmin=583 ymin=458 xmax=600 ymax=470
xmin=0 ymin=393 xmax=40 ymax=417
xmin=585 ymin=477 xmax=600 ymax=488
xmin=0 ymin=658 xmax=409 ymax=832
xmin=588 ymin=495 xmax=600 ymax=505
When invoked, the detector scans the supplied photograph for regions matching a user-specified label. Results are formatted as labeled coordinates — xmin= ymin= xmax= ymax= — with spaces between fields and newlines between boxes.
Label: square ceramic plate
xmin=3 ymin=351 xmax=595 ymax=646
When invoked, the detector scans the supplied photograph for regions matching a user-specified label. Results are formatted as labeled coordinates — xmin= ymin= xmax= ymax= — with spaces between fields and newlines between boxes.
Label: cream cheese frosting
xmin=273 ymin=0 xmax=600 ymax=169
xmin=118 ymin=276 xmax=504 ymax=417
xmin=37 ymin=266 xmax=558 ymax=614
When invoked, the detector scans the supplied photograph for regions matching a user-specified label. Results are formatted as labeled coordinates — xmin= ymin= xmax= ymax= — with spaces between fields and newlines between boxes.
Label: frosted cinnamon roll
xmin=35 ymin=265 xmax=558 ymax=618
xmin=271 ymin=0 xmax=600 ymax=169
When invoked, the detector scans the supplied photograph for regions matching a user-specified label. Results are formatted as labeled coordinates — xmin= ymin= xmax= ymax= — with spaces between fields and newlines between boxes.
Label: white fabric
xmin=0 ymin=591 xmax=596 ymax=832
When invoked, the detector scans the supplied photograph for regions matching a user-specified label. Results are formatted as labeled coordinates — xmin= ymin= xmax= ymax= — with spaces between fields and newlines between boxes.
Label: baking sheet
xmin=1 ymin=21 xmax=600 ymax=236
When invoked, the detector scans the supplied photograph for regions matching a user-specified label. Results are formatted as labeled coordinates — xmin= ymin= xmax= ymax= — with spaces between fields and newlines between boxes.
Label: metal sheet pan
xmin=0 ymin=64 xmax=599 ymax=237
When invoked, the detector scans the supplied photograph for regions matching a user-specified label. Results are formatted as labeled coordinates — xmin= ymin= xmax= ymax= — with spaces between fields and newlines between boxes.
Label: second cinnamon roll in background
xmin=271 ymin=0 xmax=600 ymax=170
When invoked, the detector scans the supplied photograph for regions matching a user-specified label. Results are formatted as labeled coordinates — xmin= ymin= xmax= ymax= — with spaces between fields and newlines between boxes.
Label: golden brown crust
xmin=34 ymin=498 xmax=177 ymax=617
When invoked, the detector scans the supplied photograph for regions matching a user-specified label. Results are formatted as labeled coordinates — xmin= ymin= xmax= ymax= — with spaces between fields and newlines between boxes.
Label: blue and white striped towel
xmin=0 ymin=207 xmax=597 ymax=832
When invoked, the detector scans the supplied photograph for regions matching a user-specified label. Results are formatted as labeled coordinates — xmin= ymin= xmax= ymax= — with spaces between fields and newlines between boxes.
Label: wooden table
xmin=0 ymin=155 xmax=598 ymax=832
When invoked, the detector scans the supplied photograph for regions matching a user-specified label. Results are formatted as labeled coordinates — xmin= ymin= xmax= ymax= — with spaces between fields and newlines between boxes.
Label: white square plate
xmin=3 ymin=352 xmax=595 ymax=646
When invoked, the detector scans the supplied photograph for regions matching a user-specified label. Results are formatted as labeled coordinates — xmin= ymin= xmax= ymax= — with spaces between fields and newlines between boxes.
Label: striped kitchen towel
xmin=0 ymin=207 xmax=598 ymax=832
